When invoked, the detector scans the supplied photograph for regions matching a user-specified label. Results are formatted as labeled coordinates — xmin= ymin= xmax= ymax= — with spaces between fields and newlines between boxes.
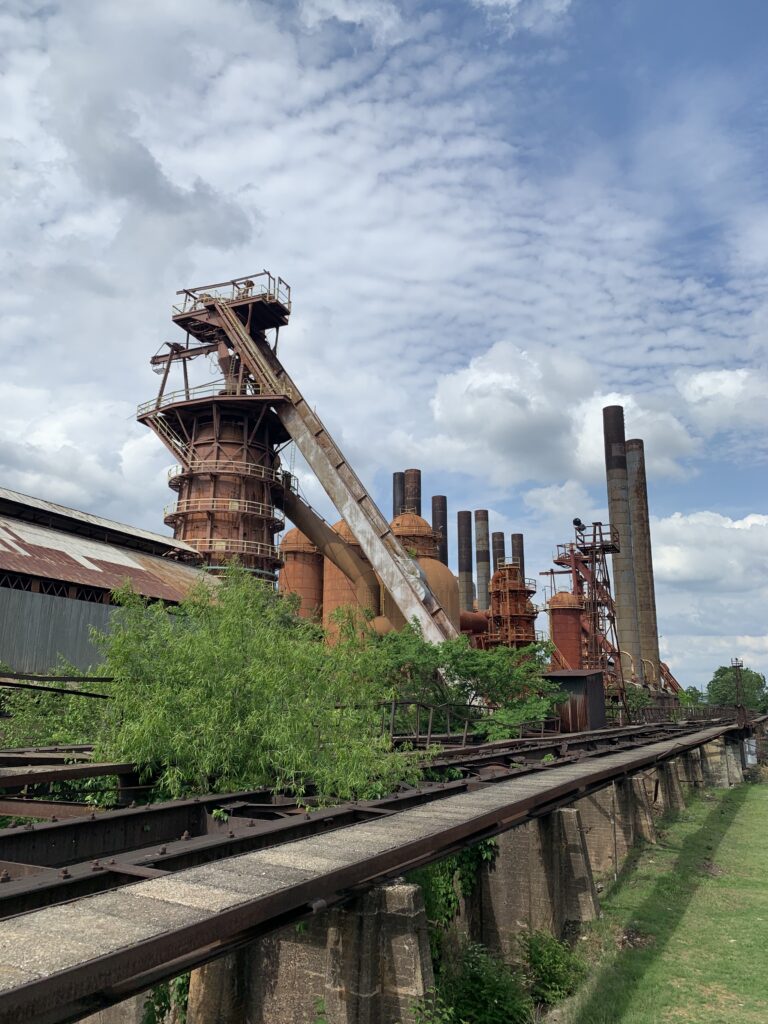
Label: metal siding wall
xmin=0 ymin=590 xmax=112 ymax=672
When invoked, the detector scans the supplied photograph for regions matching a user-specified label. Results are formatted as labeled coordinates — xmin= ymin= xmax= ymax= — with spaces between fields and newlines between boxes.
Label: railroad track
xmin=0 ymin=720 xmax=749 ymax=1024
xmin=0 ymin=718 xmax=735 ymax=921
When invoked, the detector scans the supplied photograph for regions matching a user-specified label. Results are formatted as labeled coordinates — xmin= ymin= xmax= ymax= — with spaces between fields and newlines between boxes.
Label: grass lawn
xmin=554 ymin=779 xmax=768 ymax=1024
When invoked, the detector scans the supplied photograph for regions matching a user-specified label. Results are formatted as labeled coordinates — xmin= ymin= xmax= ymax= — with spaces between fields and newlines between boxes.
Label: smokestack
xmin=603 ymin=406 xmax=644 ymax=684
xmin=457 ymin=511 xmax=473 ymax=612
xmin=491 ymin=531 xmax=505 ymax=573
xmin=474 ymin=510 xmax=490 ymax=611
xmin=403 ymin=468 xmax=422 ymax=517
xmin=432 ymin=495 xmax=448 ymax=566
xmin=392 ymin=472 xmax=405 ymax=520
xmin=511 ymin=533 xmax=525 ymax=582
xmin=626 ymin=439 xmax=660 ymax=689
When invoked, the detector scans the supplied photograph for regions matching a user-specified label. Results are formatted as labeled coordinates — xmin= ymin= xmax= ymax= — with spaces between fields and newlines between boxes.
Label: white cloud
xmin=471 ymin=0 xmax=573 ymax=34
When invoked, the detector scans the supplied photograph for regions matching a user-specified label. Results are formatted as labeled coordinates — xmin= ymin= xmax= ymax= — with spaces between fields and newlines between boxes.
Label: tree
xmin=706 ymin=664 xmax=768 ymax=712
xmin=679 ymin=686 xmax=704 ymax=707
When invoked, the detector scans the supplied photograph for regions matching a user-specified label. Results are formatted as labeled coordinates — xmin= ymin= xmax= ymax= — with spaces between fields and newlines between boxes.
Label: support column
xmin=80 ymin=995 xmax=148 ymax=1024
xmin=187 ymin=951 xmax=250 ymax=1024
xmin=724 ymin=736 xmax=744 ymax=785
xmin=629 ymin=774 xmax=656 ymax=843
xmin=556 ymin=807 xmax=600 ymax=928
xmin=574 ymin=783 xmax=633 ymax=878
xmin=701 ymin=739 xmax=731 ymax=788
xmin=659 ymin=760 xmax=685 ymax=812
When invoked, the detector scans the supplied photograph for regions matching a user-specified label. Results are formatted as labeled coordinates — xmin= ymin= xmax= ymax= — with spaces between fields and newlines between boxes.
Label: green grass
xmin=555 ymin=780 xmax=768 ymax=1024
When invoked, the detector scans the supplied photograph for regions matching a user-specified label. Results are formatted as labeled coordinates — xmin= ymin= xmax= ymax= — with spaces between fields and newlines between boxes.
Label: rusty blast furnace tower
xmin=138 ymin=274 xmax=292 ymax=580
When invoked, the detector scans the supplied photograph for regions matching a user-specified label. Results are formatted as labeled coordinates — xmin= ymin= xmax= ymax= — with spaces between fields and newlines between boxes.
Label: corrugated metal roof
xmin=0 ymin=516 xmax=205 ymax=602
xmin=0 ymin=487 xmax=197 ymax=556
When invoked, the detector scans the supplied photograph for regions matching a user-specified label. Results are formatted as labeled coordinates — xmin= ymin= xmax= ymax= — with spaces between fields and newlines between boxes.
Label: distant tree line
xmin=683 ymin=663 xmax=768 ymax=712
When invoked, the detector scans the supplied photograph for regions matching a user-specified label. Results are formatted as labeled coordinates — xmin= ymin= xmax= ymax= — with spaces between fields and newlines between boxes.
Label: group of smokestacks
xmin=603 ymin=406 xmax=660 ymax=688
xmin=393 ymin=470 xmax=525 ymax=614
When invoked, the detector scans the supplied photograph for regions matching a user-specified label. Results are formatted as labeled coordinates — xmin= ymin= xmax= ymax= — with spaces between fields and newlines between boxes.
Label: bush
xmin=438 ymin=942 xmax=534 ymax=1024
xmin=519 ymin=930 xmax=587 ymax=1006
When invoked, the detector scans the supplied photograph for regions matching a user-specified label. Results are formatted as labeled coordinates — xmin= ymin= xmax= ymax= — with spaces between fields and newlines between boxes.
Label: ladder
xmin=212 ymin=300 xmax=458 ymax=644
xmin=143 ymin=412 xmax=191 ymax=466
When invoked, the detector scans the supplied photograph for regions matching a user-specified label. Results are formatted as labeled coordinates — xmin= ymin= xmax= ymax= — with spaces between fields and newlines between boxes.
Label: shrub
xmin=519 ymin=930 xmax=587 ymax=1006
xmin=438 ymin=942 xmax=534 ymax=1024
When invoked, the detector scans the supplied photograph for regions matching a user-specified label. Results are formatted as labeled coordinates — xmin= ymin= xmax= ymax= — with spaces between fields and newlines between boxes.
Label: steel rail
xmin=0 ymin=719 xmax=739 ymax=923
xmin=0 ymin=723 xmax=743 ymax=1024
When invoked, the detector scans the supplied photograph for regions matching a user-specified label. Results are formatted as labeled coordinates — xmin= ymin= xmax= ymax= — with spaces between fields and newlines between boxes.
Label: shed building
xmin=0 ymin=488 xmax=204 ymax=673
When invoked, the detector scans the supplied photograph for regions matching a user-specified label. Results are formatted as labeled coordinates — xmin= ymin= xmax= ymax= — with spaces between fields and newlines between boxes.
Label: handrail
xmin=172 ymin=272 xmax=291 ymax=316
xmin=168 ymin=460 xmax=292 ymax=487
xmin=185 ymin=537 xmax=280 ymax=559
xmin=164 ymin=499 xmax=284 ymax=523
xmin=137 ymin=378 xmax=270 ymax=418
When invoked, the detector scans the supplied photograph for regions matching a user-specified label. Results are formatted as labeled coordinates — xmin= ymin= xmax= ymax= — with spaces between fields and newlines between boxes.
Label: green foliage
xmin=706 ymin=664 xmax=768 ymax=712
xmin=89 ymin=570 xmax=419 ymax=803
xmin=409 ymin=841 xmax=497 ymax=961
xmin=313 ymin=997 xmax=328 ymax=1022
xmin=519 ymin=931 xmax=587 ymax=1006
xmin=624 ymin=686 xmax=653 ymax=717
xmin=142 ymin=974 xmax=189 ymax=1024
xmin=679 ymin=686 xmax=704 ymax=707
xmin=413 ymin=991 xmax=466 ymax=1024
xmin=436 ymin=942 xmax=534 ymax=1024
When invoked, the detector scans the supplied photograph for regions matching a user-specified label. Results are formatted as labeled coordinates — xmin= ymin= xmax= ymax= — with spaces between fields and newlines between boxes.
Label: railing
xmin=164 ymin=499 xmax=284 ymax=525
xmin=371 ymin=700 xmax=561 ymax=747
xmin=172 ymin=272 xmax=291 ymax=316
xmin=185 ymin=537 xmax=280 ymax=559
xmin=137 ymin=378 xmax=271 ymax=418
xmin=168 ymin=461 xmax=293 ymax=488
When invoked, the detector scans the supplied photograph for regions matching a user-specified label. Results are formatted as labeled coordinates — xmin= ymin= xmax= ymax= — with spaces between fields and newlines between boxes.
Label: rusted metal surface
xmin=485 ymin=559 xmax=537 ymax=649
xmin=510 ymin=533 xmax=525 ymax=582
xmin=457 ymin=511 xmax=473 ymax=613
xmin=278 ymin=528 xmax=323 ymax=621
xmin=0 ymin=516 xmax=204 ymax=602
xmin=626 ymin=439 xmax=662 ymax=690
xmin=0 ymin=488 xmax=195 ymax=558
xmin=474 ymin=510 xmax=490 ymax=612
xmin=491 ymin=531 xmax=505 ymax=573
xmin=403 ymin=469 xmax=422 ymax=517
xmin=0 ymin=722 xmax=749 ymax=1024
xmin=603 ymin=406 xmax=643 ymax=684
xmin=431 ymin=495 xmax=448 ymax=566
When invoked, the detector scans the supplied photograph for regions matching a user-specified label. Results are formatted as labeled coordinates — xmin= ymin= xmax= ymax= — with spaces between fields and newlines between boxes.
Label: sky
xmin=1 ymin=0 xmax=767 ymax=689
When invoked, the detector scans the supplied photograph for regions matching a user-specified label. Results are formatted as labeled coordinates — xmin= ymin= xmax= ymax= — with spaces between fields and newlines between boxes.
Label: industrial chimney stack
xmin=511 ymin=533 xmax=526 ymax=582
xmin=626 ymin=439 xmax=661 ymax=687
xmin=392 ymin=472 xmax=405 ymax=519
xmin=474 ymin=510 xmax=491 ymax=611
xmin=603 ymin=406 xmax=644 ymax=684
xmin=432 ymin=495 xmax=449 ymax=566
xmin=491 ymin=531 xmax=506 ymax=573
xmin=457 ymin=511 xmax=473 ymax=612
xmin=403 ymin=469 xmax=422 ymax=517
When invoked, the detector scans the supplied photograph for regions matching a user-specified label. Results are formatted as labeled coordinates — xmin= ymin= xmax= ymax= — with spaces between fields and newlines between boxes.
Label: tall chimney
xmin=626 ymin=439 xmax=660 ymax=688
xmin=474 ymin=510 xmax=490 ymax=611
xmin=511 ymin=533 xmax=525 ymax=582
xmin=603 ymin=406 xmax=644 ymax=684
xmin=403 ymin=468 xmax=422 ymax=517
xmin=491 ymin=531 xmax=505 ymax=573
xmin=457 ymin=511 xmax=473 ymax=612
xmin=392 ymin=472 xmax=405 ymax=520
xmin=432 ymin=495 xmax=448 ymax=566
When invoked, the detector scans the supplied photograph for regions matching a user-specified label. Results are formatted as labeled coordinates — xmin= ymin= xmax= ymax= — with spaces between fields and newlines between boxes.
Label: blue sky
xmin=1 ymin=0 xmax=766 ymax=688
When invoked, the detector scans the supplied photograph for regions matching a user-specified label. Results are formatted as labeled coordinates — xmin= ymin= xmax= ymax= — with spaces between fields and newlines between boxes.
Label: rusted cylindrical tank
xmin=460 ymin=610 xmax=489 ymax=634
xmin=491 ymin=532 xmax=505 ymax=573
xmin=403 ymin=469 xmax=422 ymax=516
xmin=474 ymin=510 xmax=490 ymax=612
xmin=322 ymin=520 xmax=364 ymax=631
xmin=393 ymin=472 xmax=405 ymax=519
xmin=432 ymin=495 xmax=448 ymax=566
xmin=548 ymin=591 xmax=583 ymax=670
xmin=382 ymin=513 xmax=459 ymax=632
xmin=626 ymin=439 xmax=660 ymax=689
xmin=603 ymin=406 xmax=643 ymax=684
xmin=169 ymin=410 xmax=281 ymax=576
xmin=457 ymin=511 xmax=473 ymax=612
xmin=279 ymin=528 xmax=323 ymax=620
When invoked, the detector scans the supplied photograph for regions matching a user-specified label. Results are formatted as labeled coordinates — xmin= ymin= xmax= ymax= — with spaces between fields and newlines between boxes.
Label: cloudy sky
xmin=2 ymin=0 xmax=767 ymax=688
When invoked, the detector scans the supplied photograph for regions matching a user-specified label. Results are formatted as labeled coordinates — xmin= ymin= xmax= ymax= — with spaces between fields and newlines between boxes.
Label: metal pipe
xmin=603 ymin=406 xmax=643 ymax=684
xmin=457 ymin=511 xmax=473 ymax=612
xmin=403 ymin=468 xmax=421 ymax=517
xmin=626 ymin=439 xmax=660 ymax=691
xmin=511 ymin=533 xmax=525 ymax=581
xmin=392 ymin=472 xmax=405 ymax=519
xmin=474 ymin=510 xmax=490 ymax=612
xmin=491 ymin=532 xmax=505 ymax=574
xmin=432 ymin=495 xmax=448 ymax=566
